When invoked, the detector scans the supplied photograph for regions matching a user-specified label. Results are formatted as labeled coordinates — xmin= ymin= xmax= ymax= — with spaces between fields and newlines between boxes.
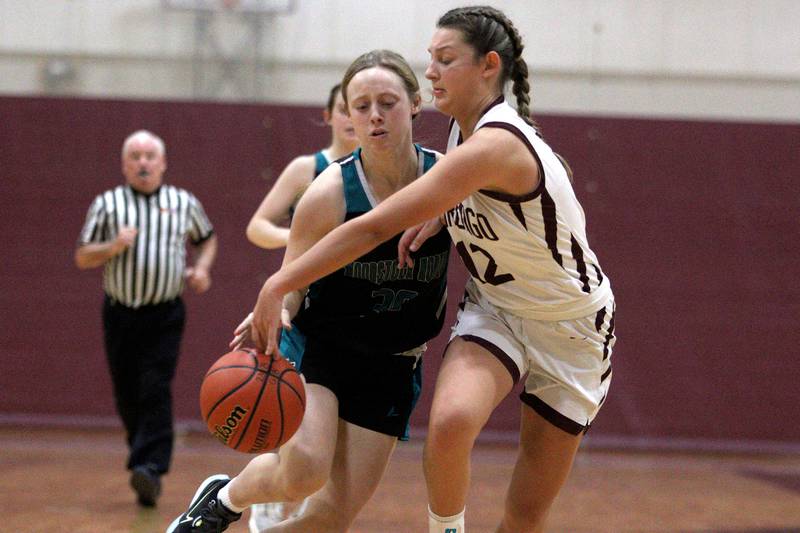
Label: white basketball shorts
xmin=450 ymin=280 xmax=616 ymax=435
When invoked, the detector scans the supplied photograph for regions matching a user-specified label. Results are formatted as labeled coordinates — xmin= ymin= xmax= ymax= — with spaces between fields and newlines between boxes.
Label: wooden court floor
xmin=2 ymin=426 xmax=800 ymax=533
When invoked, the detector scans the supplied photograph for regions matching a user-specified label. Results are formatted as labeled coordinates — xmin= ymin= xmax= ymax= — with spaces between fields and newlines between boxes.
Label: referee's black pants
xmin=102 ymin=295 xmax=185 ymax=475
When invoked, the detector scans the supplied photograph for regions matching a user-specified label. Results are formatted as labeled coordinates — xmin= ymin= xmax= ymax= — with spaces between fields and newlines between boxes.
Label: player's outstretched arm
xmin=253 ymin=129 xmax=529 ymax=353
xmin=246 ymin=155 xmax=316 ymax=249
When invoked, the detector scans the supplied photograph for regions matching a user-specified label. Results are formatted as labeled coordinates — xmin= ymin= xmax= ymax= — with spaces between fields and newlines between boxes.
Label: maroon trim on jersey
xmin=570 ymin=234 xmax=591 ymax=293
xmin=595 ymin=304 xmax=616 ymax=362
xmin=475 ymin=121 xmax=544 ymax=203
xmin=520 ymin=392 xmax=587 ymax=436
xmin=509 ymin=203 xmax=527 ymax=230
xmin=543 ymin=196 xmax=603 ymax=296
xmin=451 ymin=96 xmax=505 ymax=148
xmin=541 ymin=188 xmax=564 ymax=267
xmin=592 ymin=264 xmax=605 ymax=287
xmin=447 ymin=116 xmax=456 ymax=138
xmin=595 ymin=306 xmax=607 ymax=332
xmin=448 ymin=117 xmax=463 ymax=147
xmin=602 ymin=308 xmax=616 ymax=361
xmin=459 ymin=334 xmax=521 ymax=384
xmin=479 ymin=95 xmax=505 ymax=120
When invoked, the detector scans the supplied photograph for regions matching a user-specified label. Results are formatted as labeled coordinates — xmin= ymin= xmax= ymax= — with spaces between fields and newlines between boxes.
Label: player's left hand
xmin=230 ymin=307 xmax=291 ymax=351
xmin=229 ymin=312 xmax=253 ymax=350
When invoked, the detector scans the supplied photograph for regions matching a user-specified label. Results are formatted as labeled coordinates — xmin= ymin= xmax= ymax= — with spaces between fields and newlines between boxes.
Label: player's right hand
xmin=252 ymin=278 xmax=284 ymax=355
xmin=397 ymin=217 xmax=444 ymax=268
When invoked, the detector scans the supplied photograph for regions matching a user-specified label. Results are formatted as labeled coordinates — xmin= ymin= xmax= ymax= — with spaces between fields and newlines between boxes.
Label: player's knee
xmin=427 ymin=405 xmax=482 ymax=451
xmin=281 ymin=471 xmax=327 ymax=502
xmin=279 ymin=446 xmax=330 ymax=500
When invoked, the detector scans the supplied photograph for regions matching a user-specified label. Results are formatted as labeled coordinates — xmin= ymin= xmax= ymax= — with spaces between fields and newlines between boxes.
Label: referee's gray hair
xmin=122 ymin=130 xmax=166 ymax=157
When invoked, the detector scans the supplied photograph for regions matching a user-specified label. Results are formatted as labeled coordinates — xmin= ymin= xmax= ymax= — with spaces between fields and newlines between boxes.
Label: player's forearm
xmin=282 ymin=287 xmax=307 ymax=320
xmin=270 ymin=216 xmax=386 ymax=297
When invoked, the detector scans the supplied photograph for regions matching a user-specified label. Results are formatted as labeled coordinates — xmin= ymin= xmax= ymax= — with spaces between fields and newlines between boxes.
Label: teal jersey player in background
xmin=245 ymin=83 xmax=358 ymax=250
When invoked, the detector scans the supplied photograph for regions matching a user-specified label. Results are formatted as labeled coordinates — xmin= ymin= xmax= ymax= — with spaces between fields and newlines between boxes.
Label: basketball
xmin=199 ymin=348 xmax=306 ymax=453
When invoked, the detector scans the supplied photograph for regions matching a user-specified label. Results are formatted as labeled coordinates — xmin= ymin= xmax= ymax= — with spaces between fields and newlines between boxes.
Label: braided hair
xmin=437 ymin=6 xmax=534 ymax=126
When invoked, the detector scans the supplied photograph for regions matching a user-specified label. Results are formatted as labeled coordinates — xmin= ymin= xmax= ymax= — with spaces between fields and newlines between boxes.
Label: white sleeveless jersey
xmin=444 ymin=98 xmax=612 ymax=321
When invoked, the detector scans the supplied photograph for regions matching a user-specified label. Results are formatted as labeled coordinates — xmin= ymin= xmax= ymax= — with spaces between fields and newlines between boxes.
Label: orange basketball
xmin=199 ymin=348 xmax=305 ymax=453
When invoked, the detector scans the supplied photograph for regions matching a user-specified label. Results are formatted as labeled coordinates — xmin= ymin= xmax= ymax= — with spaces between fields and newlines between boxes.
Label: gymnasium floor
xmin=3 ymin=426 xmax=800 ymax=533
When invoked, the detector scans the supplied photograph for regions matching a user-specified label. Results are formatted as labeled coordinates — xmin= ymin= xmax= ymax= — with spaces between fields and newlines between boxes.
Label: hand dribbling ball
xmin=200 ymin=348 xmax=305 ymax=453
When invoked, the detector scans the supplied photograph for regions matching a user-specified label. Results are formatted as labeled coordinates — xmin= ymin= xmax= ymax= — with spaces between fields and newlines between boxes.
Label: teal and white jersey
xmin=288 ymin=150 xmax=331 ymax=220
xmin=290 ymin=145 xmax=451 ymax=358
xmin=313 ymin=149 xmax=330 ymax=177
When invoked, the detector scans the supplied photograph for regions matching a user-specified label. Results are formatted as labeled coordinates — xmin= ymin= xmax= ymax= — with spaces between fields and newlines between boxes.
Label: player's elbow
xmin=360 ymin=218 xmax=396 ymax=248
xmin=246 ymin=220 xmax=281 ymax=249
xmin=244 ymin=222 xmax=262 ymax=246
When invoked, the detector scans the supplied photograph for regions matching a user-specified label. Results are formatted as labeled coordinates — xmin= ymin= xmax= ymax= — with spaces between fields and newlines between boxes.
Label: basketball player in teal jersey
xmin=167 ymin=50 xmax=451 ymax=533
xmin=245 ymin=83 xmax=357 ymax=532
xmin=251 ymin=6 xmax=616 ymax=533
xmin=245 ymin=83 xmax=358 ymax=250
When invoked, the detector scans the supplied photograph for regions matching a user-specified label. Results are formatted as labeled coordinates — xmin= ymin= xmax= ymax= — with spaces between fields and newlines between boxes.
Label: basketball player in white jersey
xmin=251 ymin=6 xmax=616 ymax=533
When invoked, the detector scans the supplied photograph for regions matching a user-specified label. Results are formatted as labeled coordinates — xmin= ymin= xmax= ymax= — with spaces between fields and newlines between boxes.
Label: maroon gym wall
xmin=1 ymin=95 xmax=798 ymax=450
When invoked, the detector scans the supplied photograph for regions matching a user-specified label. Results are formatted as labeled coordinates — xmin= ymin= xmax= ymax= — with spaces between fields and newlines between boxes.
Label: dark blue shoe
xmin=166 ymin=475 xmax=242 ymax=532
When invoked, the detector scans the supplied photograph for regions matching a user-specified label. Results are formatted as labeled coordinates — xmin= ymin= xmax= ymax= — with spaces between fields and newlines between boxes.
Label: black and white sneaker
xmin=166 ymin=475 xmax=242 ymax=532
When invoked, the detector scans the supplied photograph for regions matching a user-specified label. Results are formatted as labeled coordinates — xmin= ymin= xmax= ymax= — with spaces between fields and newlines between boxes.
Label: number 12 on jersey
xmin=455 ymin=241 xmax=515 ymax=286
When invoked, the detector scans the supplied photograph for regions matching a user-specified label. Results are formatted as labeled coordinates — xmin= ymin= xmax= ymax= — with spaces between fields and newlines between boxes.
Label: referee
xmin=75 ymin=130 xmax=218 ymax=507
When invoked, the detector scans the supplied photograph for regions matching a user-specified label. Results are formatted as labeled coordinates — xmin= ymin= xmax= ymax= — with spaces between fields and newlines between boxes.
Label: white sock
xmin=428 ymin=505 xmax=465 ymax=533
xmin=218 ymin=481 xmax=247 ymax=513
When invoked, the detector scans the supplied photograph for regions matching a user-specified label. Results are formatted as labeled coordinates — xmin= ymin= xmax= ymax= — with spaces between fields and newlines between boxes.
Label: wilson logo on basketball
xmin=201 ymin=349 xmax=306 ymax=453
xmin=212 ymin=405 xmax=248 ymax=444
xmin=250 ymin=418 xmax=272 ymax=453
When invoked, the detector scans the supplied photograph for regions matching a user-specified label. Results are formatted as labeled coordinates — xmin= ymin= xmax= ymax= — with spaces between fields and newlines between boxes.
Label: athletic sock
xmin=428 ymin=505 xmax=465 ymax=533
xmin=218 ymin=481 xmax=247 ymax=514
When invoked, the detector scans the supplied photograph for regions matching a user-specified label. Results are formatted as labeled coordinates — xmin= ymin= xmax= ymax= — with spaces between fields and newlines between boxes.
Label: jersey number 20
xmin=371 ymin=288 xmax=418 ymax=312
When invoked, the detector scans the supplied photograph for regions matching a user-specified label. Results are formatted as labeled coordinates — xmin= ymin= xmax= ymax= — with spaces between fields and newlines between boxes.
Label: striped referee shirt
xmin=78 ymin=184 xmax=214 ymax=308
